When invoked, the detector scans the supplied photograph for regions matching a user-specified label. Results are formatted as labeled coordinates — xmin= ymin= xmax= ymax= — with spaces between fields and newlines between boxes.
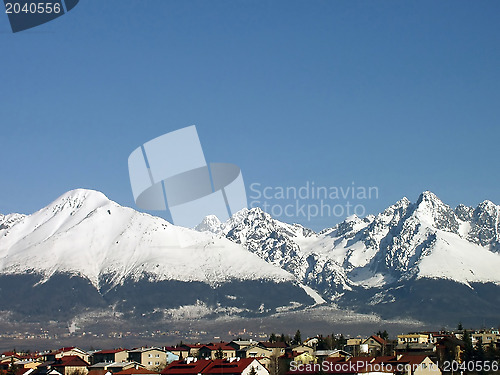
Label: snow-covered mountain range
xmin=0 ymin=189 xmax=293 ymax=287
xmin=1 ymin=189 xmax=499 ymax=325
xmin=0 ymin=189 xmax=321 ymax=321
xmin=198 ymin=191 xmax=500 ymax=294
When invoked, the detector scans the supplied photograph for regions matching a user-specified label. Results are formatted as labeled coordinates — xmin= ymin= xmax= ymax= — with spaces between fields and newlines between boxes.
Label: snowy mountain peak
xmin=220 ymin=191 xmax=500 ymax=295
xmin=476 ymin=200 xmax=499 ymax=213
xmin=417 ymin=190 xmax=440 ymax=202
xmin=0 ymin=190 xmax=297 ymax=290
xmin=194 ymin=214 xmax=223 ymax=234
xmin=49 ymin=188 xmax=111 ymax=212
xmin=415 ymin=191 xmax=447 ymax=214
xmin=413 ymin=191 xmax=459 ymax=233
xmin=239 ymin=207 xmax=272 ymax=223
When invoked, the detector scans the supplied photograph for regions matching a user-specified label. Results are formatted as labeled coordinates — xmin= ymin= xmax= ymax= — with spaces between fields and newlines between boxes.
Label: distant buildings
xmin=1 ymin=327 xmax=500 ymax=375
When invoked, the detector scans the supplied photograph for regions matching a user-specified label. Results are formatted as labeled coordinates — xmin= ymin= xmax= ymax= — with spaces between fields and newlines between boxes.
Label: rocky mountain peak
xmin=413 ymin=191 xmax=460 ymax=233
xmin=194 ymin=215 xmax=223 ymax=234
xmin=467 ymin=200 xmax=500 ymax=250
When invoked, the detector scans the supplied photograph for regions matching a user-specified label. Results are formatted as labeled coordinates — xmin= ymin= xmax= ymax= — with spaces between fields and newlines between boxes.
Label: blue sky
xmin=1 ymin=0 xmax=500 ymax=230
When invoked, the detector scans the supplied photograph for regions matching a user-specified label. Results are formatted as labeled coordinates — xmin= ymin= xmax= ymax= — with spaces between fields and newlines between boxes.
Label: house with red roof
xmin=45 ymin=348 xmax=90 ymax=363
xmin=161 ymin=358 xmax=212 ymax=375
xmin=202 ymin=358 xmax=269 ymax=375
xmin=362 ymin=336 xmax=387 ymax=356
xmin=51 ymin=355 xmax=90 ymax=375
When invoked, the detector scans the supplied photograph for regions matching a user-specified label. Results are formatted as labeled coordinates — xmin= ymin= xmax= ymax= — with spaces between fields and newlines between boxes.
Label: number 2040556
xmin=442 ymin=360 xmax=499 ymax=372
xmin=5 ymin=2 xmax=62 ymax=14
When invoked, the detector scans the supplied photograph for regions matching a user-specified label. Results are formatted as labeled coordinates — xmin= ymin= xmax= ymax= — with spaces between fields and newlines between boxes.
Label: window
xmin=148 ymin=354 xmax=152 ymax=358
xmin=155 ymin=362 xmax=160 ymax=365
xmin=156 ymin=354 xmax=160 ymax=358
xmin=148 ymin=362 xmax=152 ymax=365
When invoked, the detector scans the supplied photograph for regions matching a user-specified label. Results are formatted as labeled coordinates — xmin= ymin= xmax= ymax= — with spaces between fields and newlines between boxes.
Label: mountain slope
xmin=0 ymin=189 xmax=317 ymax=321
xmin=204 ymin=192 xmax=500 ymax=290
xmin=196 ymin=191 xmax=500 ymax=324
xmin=0 ymin=190 xmax=295 ymax=286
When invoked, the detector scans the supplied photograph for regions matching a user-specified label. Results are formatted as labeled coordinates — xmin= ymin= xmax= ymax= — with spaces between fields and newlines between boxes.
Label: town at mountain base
xmin=1 ymin=328 xmax=499 ymax=375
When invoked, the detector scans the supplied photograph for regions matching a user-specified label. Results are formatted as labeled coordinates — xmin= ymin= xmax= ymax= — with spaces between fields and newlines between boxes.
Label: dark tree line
xmin=316 ymin=333 xmax=347 ymax=350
